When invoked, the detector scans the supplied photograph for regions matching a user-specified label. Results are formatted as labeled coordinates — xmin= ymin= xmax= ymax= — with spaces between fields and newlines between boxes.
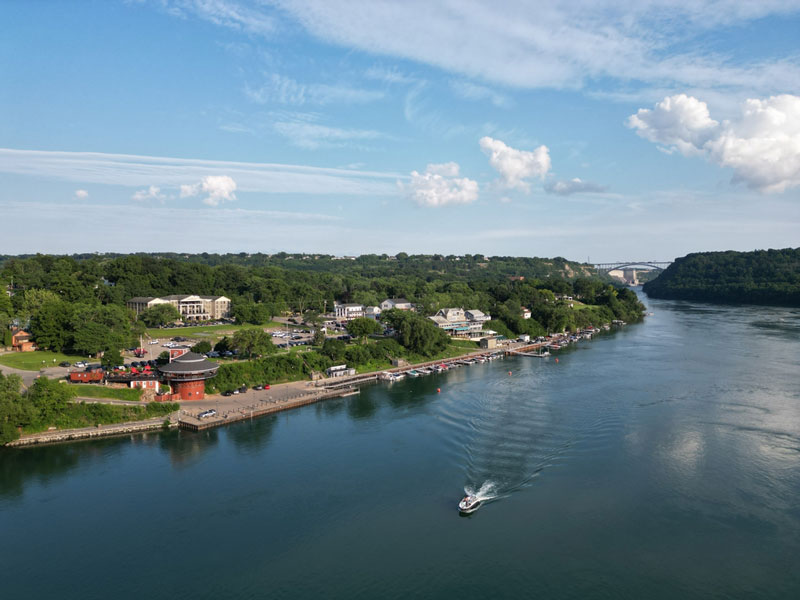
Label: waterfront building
xmin=428 ymin=308 xmax=491 ymax=337
xmin=326 ymin=364 xmax=357 ymax=377
xmin=158 ymin=352 xmax=219 ymax=400
xmin=126 ymin=295 xmax=231 ymax=321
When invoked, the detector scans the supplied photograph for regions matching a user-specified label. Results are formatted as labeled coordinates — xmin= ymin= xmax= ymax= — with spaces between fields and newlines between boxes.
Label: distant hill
xmin=643 ymin=248 xmax=800 ymax=306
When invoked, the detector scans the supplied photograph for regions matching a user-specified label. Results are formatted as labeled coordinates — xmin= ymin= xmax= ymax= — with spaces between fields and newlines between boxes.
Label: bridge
xmin=593 ymin=261 xmax=672 ymax=272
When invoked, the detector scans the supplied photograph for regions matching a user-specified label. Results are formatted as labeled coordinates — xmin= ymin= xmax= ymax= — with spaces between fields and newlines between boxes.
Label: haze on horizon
xmin=1 ymin=1 xmax=799 ymax=261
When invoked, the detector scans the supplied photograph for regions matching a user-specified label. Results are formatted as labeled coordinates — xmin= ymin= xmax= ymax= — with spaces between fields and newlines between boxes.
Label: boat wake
xmin=464 ymin=480 xmax=500 ymax=502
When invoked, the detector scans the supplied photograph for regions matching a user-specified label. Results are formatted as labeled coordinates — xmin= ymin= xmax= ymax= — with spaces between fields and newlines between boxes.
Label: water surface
xmin=2 ymin=296 xmax=799 ymax=599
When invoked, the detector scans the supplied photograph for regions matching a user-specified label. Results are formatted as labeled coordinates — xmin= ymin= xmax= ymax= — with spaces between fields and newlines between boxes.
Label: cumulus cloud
xmin=401 ymin=162 xmax=478 ymax=207
xmin=132 ymin=185 xmax=167 ymax=202
xmin=629 ymin=94 xmax=800 ymax=193
xmin=545 ymin=178 xmax=609 ymax=196
xmin=479 ymin=136 xmax=551 ymax=191
xmin=74 ymin=189 xmax=89 ymax=199
xmin=180 ymin=175 xmax=238 ymax=206
xmin=627 ymin=94 xmax=719 ymax=156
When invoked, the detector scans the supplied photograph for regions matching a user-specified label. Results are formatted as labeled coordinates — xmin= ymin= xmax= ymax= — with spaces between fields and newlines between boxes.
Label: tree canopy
xmin=643 ymin=248 xmax=800 ymax=306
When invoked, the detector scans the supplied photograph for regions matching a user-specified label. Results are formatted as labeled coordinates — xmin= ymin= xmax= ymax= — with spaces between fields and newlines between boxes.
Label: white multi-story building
xmin=334 ymin=303 xmax=364 ymax=321
xmin=126 ymin=295 xmax=231 ymax=321
xmin=428 ymin=307 xmax=490 ymax=337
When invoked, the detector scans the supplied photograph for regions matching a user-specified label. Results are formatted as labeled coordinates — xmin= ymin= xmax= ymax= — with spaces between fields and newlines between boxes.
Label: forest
xmin=642 ymin=248 xmax=800 ymax=306
xmin=0 ymin=252 xmax=645 ymax=389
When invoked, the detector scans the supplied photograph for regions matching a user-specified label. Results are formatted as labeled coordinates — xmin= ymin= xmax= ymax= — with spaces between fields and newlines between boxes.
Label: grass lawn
xmin=70 ymin=385 xmax=143 ymax=402
xmin=0 ymin=351 xmax=92 ymax=371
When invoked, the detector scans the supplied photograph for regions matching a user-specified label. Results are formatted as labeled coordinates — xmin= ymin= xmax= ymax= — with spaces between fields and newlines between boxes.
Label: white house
xmin=380 ymin=298 xmax=413 ymax=311
xmin=521 ymin=307 xmax=532 ymax=319
xmin=334 ymin=303 xmax=364 ymax=321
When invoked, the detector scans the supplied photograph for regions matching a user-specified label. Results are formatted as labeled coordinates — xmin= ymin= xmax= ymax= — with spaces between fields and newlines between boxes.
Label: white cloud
xmin=479 ymin=136 xmax=551 ymax=191
xmin=180 ymin=175 xmax=238 ymax=206
xmin=131 ymin=185 xmax=167 ymax=202
xmin=154 ymin=0 xmax=276 ymax=36
xmin=629 ymin=94 xmax=800 ymax=193
xmin=271 ymin=113 xmax=385 ymax=149
xmin=0 ymin=148 xmax=401 ymax=197
xmin=450 ymin=80 xmax=512 ymax=108
xmin=425 ymin=162 xmax=460 ymax=177
xmin=627 ymin=94 xmax=720 ymax=156
xmin=244 ymin=74 xmax=383 ymax=106
xmin=545 ymin=178 xmax=609 ymax=196
xmin=272 ymin=1 xmax=800 ymax=97
xmin=74 ymin=189 xmax=89 ymax=199
xmin=401 ymin=163 xmax=478 ymax=207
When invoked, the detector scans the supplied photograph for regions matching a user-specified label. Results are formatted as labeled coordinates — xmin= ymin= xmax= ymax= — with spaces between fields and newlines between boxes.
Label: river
xmin=2 ymin=294 xmax=800 ymax=599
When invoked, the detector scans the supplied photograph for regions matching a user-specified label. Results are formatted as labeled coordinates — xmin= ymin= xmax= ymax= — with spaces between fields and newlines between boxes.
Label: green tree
xmin=346 ymin=317 xmax=382 ymax=342
xmin=232 ymin=328 xmax=276 ymax=358
xmin=312 ymin=328 xmax=326 ymax=346
xmin=101 ymin=348 xmax=123 ymax=368
xmin=139 ymin=303 xmax=181 ymax=327
xmin=27 ymin=376 xmax=76 ymax=425
xmin=381 ymin=309 xmax=449 ymax=357
xmin=29 ymin=299 xmax=73 ymax=351
xmin=214 ymin=336 xmax=232 ymax=353
xmin=191 ymin=340 xmax=212 ymax=354
xmin=320 ymin=338 xmax=346 ymax=363
xmin=0 ymin=372 xmax=34 ymax=445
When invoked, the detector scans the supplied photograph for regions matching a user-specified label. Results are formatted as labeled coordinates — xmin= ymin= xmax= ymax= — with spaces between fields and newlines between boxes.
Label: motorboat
xmin=458 ymin=494 xmax=482 ymax=514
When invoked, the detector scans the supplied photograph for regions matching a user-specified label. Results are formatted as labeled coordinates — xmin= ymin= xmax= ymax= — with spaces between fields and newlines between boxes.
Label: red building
xmin=158 ymin=352 xmax=219 ymax=401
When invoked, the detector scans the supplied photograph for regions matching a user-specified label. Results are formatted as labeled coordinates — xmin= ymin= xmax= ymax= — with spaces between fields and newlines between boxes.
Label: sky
xmin=1 ymin=0 xmax=799 ymax=262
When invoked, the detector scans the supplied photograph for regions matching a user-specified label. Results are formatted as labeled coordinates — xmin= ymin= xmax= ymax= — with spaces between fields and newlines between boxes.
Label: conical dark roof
xmin=159 ymin=352 xmax=219 ymax=375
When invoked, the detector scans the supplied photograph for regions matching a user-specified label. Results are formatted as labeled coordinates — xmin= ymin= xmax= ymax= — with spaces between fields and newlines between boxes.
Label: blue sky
xmin=1 ymin=0 xmax=799 ymax=262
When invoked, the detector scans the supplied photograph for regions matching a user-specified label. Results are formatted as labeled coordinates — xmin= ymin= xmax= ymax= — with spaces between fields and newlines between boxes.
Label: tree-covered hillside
xmin=642 ymin=248 xmax=800 ymax=306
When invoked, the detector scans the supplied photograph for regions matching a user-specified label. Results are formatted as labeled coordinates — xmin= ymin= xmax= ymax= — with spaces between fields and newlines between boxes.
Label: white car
xmin=149 ymin=339 xmax=159 ymax=344
xmin=74 ymin=361 xmax=88 ymax=368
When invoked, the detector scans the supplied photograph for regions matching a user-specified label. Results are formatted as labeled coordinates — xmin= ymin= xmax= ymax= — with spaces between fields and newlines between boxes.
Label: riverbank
xmin=6 ymin=415 xmax=178 ymax=447
xmin=4 ymin=329 xmax=607 ymax=446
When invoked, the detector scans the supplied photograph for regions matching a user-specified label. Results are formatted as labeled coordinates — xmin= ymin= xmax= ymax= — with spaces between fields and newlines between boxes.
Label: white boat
xmin=458 ymin=494 xmax=482 ymax=514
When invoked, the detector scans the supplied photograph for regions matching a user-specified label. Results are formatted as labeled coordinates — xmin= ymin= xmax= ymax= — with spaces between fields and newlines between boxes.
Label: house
xmin=10 ymin=328 xmax=36 ymax=352
xmin=428 ymin=308 xmax=490 ymax=337
xmin=521 ymin=307 xmax=532 ymax=319
xmin=480 ymin=337 xmax=498 ymax=349
xmin=364 ymin=306 xmax=382 ymax=320
xmin=326 ymin=364 xmax=356 ymax=378
xmin=334 ymin=303 xmax=364 ymax=321
xmin=126 ymin=295 xmax=231 ymax=321
xmin=464 ymin=309 xmax=490 ymax=325
xmin=380 ymin=298 xmax=413 ymax=311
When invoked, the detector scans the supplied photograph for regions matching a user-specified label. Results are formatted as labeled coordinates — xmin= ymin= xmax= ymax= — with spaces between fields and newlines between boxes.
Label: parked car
xmin=222 ymin=390 xmax=233 ymax=397
xmin=74 ymin=361 xmax=87 ymax=368
xmin=253 ymin=384 xmax=264 ymax=391
xmin=198 ymin=409 xmax=217 ymax=419
xmin=59 ymin=361 xmax=71 ymax=367
xmin=239 ymin=385 xmax=248 ymax=393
